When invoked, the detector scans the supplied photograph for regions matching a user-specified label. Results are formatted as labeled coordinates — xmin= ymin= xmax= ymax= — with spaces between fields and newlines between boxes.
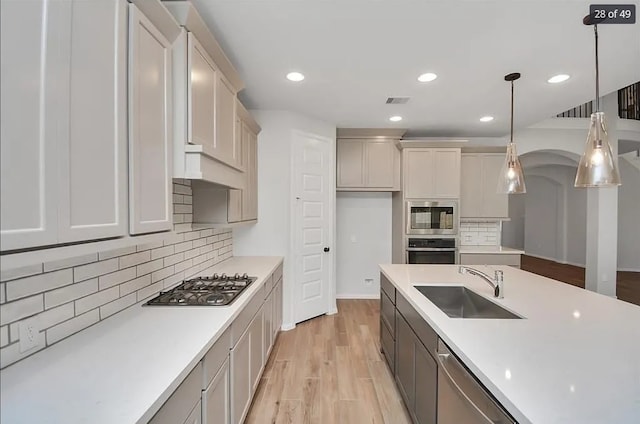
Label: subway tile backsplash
xmin=459 ymin=221 xmax=501 ymax=246
xmin=0 ymin=179 xmax=232 ymax=369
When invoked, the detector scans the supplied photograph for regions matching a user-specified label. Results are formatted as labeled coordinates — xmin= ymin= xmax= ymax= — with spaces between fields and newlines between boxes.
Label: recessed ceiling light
xmin=286 ymin=72 xmax=305 ymax=82
xmin=548 ymin=74 xmax=570 ymax=84
xmin=389 ymin=116 xmax=403 ymax=122
xmin=417 ymin=73 xmax=438 ymax=82
xmin=479 ymin=116 xmax=494 ymax=122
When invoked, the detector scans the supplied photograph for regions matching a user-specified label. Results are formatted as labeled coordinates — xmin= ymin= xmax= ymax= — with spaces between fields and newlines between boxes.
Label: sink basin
xmin=415 ymin=286 xmax=521 ymax=319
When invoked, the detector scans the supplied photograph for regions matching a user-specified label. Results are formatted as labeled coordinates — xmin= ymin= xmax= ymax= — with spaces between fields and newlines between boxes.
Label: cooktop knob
xmin=220 ymin=273 xmax=228 ymax=280
xmin=212 ymin=273 xmax=219 ymax=280
xmin=233 ymin=273 xmax=241 ymax=280
xmin=242 ymin=273 xmax=249 ymax=280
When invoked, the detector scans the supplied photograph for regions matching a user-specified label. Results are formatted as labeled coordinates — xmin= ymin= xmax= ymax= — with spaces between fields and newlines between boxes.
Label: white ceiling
xmin=190 ymin=0 xmax=640 ymax=137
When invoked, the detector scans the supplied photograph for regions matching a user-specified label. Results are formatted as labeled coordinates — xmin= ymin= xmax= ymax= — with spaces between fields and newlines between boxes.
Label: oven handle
xmin=406 ymin=247 xmax=457 ymax=252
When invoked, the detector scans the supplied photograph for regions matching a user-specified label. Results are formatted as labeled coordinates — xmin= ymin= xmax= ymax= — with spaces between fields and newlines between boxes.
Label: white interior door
xmin=292 ymin=131 xmax=334 ymax=324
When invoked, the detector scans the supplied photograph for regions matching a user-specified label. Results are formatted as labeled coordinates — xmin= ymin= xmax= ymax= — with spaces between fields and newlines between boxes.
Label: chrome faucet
xmin=458 ymin=266 xmax=504 ymax=299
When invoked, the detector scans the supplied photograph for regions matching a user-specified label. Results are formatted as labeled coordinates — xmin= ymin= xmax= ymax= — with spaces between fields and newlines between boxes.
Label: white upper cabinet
xmin=59 ymin=0 xmax=128 ymax=242
xmin=1 ymin=0 xmax=129 ymax=251
xmin=188 ymin=33 xmax=217 ymax=149
xmin=128 ymin=4 xmax=174 ymax=234
xmin=461 ymin=153 xmax=508 ymax=218
xmin=403 ymin=148 xmax=460 ymax=199
xmin=165 ymin=1 xmax=245 ymax=188
xmin=336 ymin=131 xmax=402 ymax=191
xmin=1 ymin=0 xmax=62 ymax=251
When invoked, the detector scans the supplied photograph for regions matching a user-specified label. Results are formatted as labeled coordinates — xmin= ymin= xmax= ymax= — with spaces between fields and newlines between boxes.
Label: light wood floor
xmin=245 ymin=300 xmax=412 ymax=424
xmin=521 ymin=255 xmax=640 ymax=307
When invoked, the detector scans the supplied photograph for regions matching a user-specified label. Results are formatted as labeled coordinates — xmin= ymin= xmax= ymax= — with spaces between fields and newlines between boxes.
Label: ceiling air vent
xmin=386 ymin=97 xmax=410 ymax=104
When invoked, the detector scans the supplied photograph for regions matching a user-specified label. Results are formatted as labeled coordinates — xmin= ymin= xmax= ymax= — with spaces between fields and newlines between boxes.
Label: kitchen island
xmin=380 ymin=264 xmax=640 ymax=424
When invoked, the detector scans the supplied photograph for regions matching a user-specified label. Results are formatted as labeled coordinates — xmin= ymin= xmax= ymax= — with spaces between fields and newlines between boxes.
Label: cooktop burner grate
xmin=145 ymin=274 xmax=257 ymax=306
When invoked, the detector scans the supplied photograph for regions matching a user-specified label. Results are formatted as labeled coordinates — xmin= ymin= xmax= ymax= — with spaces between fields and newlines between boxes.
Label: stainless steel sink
xmin=415 ymin=286 xmax=522 ymax=319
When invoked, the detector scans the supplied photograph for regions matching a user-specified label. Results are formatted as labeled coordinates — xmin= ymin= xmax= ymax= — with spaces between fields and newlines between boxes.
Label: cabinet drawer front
xmin=380 ymin=289 xmax=395 ymax=336
xmin=150 ymin=362 xmax=202 ymax=424
xmin=202 ymin=326 xmax=231 ymax=389
xmin=273 ymin=263 xmax=283 ymax=286
xmin=396 ymin=293 xmax=438 ymax=358
xmin=231 ymin=286 xmax=264 ymax=346
xmin=263 ymin=274 xmax=273 ymax=299
xmin=203 ymin=358 xmax=229 ymax=424
xmin=380 ymin=274 xmax=395 ymax=304
xmin=380 ymin=317 xmax=395 ymax=373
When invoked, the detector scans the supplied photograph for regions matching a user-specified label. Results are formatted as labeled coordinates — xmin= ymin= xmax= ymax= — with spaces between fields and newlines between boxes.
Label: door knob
xmin=323 ymin=247 xmax=330 ymax=252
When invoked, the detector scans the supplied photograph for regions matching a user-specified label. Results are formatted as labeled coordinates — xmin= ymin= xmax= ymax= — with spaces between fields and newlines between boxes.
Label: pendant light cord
xmin=594 ymin=24 xmax=600 ymax=112
xmin=510 ymin=80 xmax=514 ymax=144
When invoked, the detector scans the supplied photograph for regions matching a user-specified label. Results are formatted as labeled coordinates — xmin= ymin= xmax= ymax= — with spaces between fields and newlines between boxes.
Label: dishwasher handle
xmin=437 ymin=343 xmax=515 ymax=424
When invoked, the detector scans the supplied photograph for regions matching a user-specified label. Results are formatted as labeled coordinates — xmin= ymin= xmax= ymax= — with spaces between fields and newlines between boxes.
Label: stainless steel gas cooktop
xmin=145 ymin=273 xmax=257 ymax=306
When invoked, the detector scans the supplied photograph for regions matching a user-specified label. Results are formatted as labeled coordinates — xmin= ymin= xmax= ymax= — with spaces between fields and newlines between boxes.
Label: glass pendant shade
xmin=574 ymin=112 xmax=621 ymax=187
xmin=497 ymin=142 xmax=526 ymax=194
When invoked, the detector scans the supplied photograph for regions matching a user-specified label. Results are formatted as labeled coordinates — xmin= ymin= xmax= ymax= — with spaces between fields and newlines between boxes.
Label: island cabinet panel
xmin=414 ymin=342 xmax=437 ymax=424
xmin=395 ymin=312 xmax=416 ymax=410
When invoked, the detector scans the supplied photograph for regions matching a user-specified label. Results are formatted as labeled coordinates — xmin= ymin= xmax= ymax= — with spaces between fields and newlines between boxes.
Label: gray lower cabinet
xmin=149 ymin=363 xmax=203 ymax=424
xmin=393 ymin=293 xmax=438 ymax=424
xmin=185 ymin=400 xmax=202 ymax=424
xmin=202 ymin=358 xmax=230 ymax=424
xmin=231 ymin=317 xmax=252 ymax=424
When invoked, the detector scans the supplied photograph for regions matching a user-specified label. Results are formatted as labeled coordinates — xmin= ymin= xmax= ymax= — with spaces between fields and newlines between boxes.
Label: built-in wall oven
xmin=406 ymin=238 xmax=457 ymax=264
xmin=406 ymin=200 xmax=458 ymax=235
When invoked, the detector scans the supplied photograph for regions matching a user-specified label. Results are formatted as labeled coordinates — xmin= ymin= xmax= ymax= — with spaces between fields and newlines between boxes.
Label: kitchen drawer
xmin=273 ymin=262 xmax=283 ymax=286
xmin=150 ymin=363 xmax=203 ymax=424
xmin=380 ymin=273 xmax=395 ymax=304
xmin=263 ymin=274 xmax=273 ymax=299
xmin=202 ymin=326 xmax=232 ymax=390
xmin=396 ymin=293 xmax=437 ymax=358
xmin=231 ymin=287 xmax=264 ymax=346
xmin=380 ymin=316 xmax=395 ymax=373
xmin=380 ymin=289 xmax=395 ymax=336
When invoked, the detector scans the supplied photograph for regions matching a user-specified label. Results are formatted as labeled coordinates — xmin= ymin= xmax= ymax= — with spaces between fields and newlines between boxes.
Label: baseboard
xmin=336 ymin=294 xmax=380 ymax=300
xmin=619 ymin=267 xmax=640 ymax=272
xmin=281 ymin=322 xmax=295 ymax=331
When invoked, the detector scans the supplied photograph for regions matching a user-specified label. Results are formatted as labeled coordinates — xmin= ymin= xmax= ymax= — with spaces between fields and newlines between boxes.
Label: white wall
xmin=618 ymin=157 xmax=640 ymax=271
xmin=233 ymin=110 xmax=336 ymax=329
xmin=336 ymin=192 xmax=391 ymax=298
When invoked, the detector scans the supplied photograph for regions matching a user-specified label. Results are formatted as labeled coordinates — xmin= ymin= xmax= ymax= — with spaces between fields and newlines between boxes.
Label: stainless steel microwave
xmin=406 ymin=200 xmax=458 ymax=235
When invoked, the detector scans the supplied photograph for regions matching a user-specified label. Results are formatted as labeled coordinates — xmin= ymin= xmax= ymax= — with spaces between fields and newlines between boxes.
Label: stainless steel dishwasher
xmin=437 ymin=340 xmax=516 ymax=424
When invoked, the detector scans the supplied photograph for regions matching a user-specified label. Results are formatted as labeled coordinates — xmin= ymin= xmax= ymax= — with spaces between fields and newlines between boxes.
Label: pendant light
xmin=497 ymin=73 xmax=526 ymax=194
xmin=574 ymin=15 xmax=621 ymax=187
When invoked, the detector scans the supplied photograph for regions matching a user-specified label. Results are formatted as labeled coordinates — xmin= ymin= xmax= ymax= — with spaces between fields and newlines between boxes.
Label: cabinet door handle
xmin=323 ymin=247 xmax=330 ymax=252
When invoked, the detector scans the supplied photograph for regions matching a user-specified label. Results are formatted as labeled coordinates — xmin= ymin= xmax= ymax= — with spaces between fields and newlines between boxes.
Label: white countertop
xmin=458 ymin=245 xmax=525 ymax=254
xmin=380 ymin=264 xmax=640 ymax=424
xmin=0 ymin=256 xmax=283 ymax=424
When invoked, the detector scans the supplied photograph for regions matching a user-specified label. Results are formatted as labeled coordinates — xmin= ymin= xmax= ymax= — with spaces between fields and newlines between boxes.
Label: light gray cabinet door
xmin=395 ymin=312 xmax=415 ymax=410
xmin=241 ymin=129 xmax=258 ymax=221
xmin=184 ymin=400 xmax=202 ymax=424
xmin=0 ymin=0 xmax=65 ymax=250
xmin=249 ymin=307 xmax=264 ymax=392
xmin=59 ymin=0 xmax=128 ymax=243
xmin=415 ymin=341 xmax=437 ymax=424
xmin=366 ymin=141 xmax=396 ymax=188
xmin=460 ymin=154 xmax=483 ymax=218
xmin=128 ymin=3 xmax=173 ymax=234
xmin=188 ymin=33 xmax=216 ymax=150
xmin=337 ymin=139 xmax=365 ymax=187
xmin=433 ymin=149 xmax=461 ymax=198
xmin=404 ymin=149 xmax=434 ymax=199
xmin=230 ymin=324 xmax=251 ymax=424
xmin=203 ymin=358 xmax=230 ymax=424
xmin=481 ymin=154 xmax=508 ymax=218
xmin=264 ymin=289 xmax=274 ymax=358
xmin=215 ymin=76 xmax=236 ymax=164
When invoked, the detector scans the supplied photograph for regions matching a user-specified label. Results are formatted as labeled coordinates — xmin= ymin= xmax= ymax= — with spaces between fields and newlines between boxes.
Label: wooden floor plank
xmin=245 ymin=299 xmax=412 ymax=424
